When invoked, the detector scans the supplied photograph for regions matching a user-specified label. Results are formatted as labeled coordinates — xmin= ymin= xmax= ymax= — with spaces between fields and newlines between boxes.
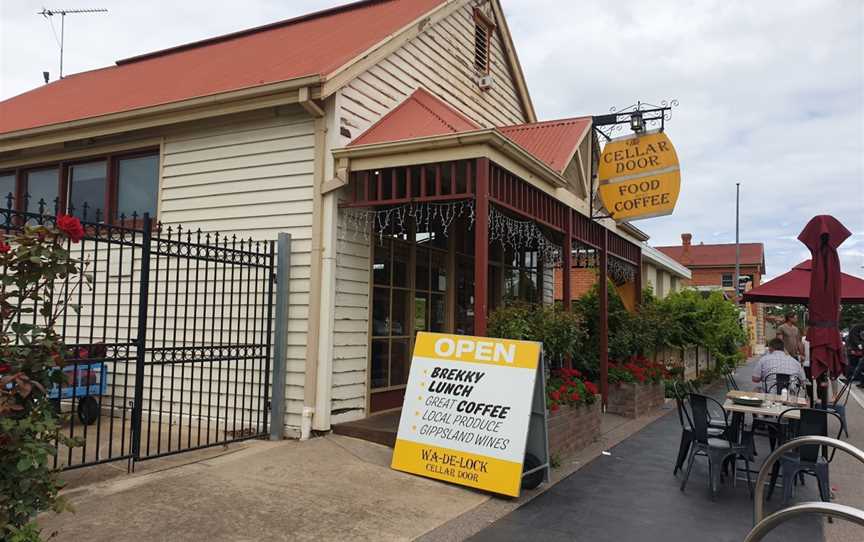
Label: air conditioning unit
xmin=477 ymin=74 xmax=494 ymax=90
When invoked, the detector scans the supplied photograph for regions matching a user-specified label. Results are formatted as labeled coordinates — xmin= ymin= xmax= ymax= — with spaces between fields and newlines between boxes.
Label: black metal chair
xmin=724 ymin=369 xmax=740 ymax=391
xmin=766 ymin=408 xmax=844 ymax=505
xmin=672 ymin=382 xmax=723 ymax=475
xmin=680 ymin=393 xmax=752 ymax=498
xmin=830 ymin=360 xmax=864 ymax=437
xmin=763 ymin=373 xmax=801 ymax=395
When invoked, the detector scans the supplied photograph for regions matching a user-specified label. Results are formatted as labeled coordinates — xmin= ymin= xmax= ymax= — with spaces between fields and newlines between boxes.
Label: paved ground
xmin=39 ymin=358 xmax=864 ymax=541
xmin=469 ymin=359 xmax=864 ymax=542
xmin=40 ymin=435 xmax=488 ymax=541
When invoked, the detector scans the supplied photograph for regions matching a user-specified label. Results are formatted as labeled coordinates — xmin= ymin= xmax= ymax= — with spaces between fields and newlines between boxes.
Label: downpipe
xmin=300 ymin=406 xmax=315 ymax=441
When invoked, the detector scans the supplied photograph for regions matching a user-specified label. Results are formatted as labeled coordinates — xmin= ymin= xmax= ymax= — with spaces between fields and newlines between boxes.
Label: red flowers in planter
xmin=609 ymin=355 xmax=670 ymax=385
xmin=546 ymin=367 xmax=597 ymax=412
xmin=57 ymin=214 xmax=85 ymax=243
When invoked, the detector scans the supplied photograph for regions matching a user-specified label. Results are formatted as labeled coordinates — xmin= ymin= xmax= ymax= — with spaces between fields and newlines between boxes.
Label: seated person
xmin=752 ymin=338 xmax=807 ymax=393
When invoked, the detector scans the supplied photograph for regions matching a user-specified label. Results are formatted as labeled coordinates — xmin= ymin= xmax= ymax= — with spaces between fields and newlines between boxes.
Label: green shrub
xmin=487 ymin=303 xmax=585 ymax=368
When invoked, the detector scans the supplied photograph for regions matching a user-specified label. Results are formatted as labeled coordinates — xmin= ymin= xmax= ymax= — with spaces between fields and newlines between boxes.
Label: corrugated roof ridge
xmin=348 ymin=87 xmax=478 ymax=146
xmin=116 ymin=0 xmax=396 ymax=66
xmin=412 ymin=88 xmax=480 ymax=133
xmin=498 ymin=116 xmax=591 ymax=131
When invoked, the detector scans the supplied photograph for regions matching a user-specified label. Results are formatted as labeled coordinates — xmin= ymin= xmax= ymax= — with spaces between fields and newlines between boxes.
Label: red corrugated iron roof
xmin=497 ymin=117 xmax=591 ymax=174
xmin=656 ymin=242 xmax=765 ymax=269
xmin=0 ymin=0 xmax=446 ymax=135
xmin=349 ymin=88 xmax=480 ymax=146
xmin=348 ymin=88 xmax=590 ymax=174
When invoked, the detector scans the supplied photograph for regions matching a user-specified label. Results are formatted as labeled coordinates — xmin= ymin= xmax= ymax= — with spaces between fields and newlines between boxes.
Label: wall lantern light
xmin=629 ymin=111 xmax=644 ymax=133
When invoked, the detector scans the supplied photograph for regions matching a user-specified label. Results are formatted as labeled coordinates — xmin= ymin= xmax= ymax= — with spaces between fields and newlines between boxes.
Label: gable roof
xmin=656 ymin=242 xmax=765 ymax=270
xmin=0 ymin=0 xmax=446 ymax=136
xmin=349 ymin=88 xmax=480 ymax=146
xmin=348 ymin=88 xmax=590 ymax=174
xmin=497 ymin=118 xmax=591 ymax=174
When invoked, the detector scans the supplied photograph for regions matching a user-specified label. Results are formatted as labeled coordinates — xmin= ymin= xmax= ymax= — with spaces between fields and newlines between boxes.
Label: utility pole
xmin=735 ymin=182 xmax=741 ymax=302
xmin=38 ymin=7 xmax=108 ymax=79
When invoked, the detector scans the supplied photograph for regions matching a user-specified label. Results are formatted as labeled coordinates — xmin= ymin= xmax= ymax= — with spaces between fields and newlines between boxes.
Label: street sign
xmin=597 ymin=130 xmax=681 ymax=222
xmin=391 ymin=332 xmax=545 ymax=497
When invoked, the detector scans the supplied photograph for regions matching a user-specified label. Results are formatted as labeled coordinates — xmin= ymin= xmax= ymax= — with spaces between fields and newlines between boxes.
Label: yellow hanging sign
xmin=597 ymin=131 xmax=681 ymax=222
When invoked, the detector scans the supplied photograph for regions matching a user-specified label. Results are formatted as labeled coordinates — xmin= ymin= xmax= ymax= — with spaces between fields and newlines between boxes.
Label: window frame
xmin=473 ymin=8 xmax=495 ymax=76
xmin=721 ymin=273 xmax=734 ymax=288
xmin=0 ymin=147 xmax=160 ymax=223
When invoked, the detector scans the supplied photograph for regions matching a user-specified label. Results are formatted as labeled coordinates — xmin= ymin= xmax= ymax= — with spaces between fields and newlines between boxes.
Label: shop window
xmin=371 ymin=235 xmax=414 ymax=392
xmin=371 ymin=220 xmax=450 ymax=397
xmin=117 ymin=154 xmax=159 ymax=219
xmin=0 ymin=149 xmax=158 ymax=221
xmin=455 ymin=257 xmax=475 ymax=336
xmin=25 ymin=168 xmax=60 ymax=212
xmin=68 ymin=161 xmax=108 ymax=217
xmin=0 ymin=173 xmax=15 ymax=208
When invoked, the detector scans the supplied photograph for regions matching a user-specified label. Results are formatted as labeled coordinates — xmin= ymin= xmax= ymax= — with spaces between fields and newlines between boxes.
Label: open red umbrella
xmin=741 ymin=260 xmax=864 ymax=304
xmin=798 ymin=215 xmax=851 ymax=380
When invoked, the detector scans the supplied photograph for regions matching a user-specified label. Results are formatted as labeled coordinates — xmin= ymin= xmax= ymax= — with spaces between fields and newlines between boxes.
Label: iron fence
xmin=1 ymin=199 xmax=276 ymax=470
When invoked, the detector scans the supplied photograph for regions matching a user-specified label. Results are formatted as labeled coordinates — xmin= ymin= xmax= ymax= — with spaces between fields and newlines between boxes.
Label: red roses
xmin=56 ymin=214 xmax=85 ymax=243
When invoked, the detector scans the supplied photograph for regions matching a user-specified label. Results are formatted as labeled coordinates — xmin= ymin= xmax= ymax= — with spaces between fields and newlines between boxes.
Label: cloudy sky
xmin=1 ymin=0 xmax=862 ymax=278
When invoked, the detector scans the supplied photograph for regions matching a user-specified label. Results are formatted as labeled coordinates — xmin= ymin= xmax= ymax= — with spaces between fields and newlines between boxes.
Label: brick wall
xmin=553 ymin=267 xmax=597 ymax=300
xmin=683 ymin=265 xmax=762 ymax=289
xmin=546 ymin=398 xmax=601 ymax=459
xmin=606 ymin=382 xmax=665 ymax=418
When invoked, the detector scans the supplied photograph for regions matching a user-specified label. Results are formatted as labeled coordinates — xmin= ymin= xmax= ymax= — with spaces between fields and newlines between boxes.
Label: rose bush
xmin=1 ymin=216 xmax=86 ymax=541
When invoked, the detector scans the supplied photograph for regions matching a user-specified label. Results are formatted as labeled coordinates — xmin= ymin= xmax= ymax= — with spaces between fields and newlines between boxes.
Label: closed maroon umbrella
xmin=798 ymin=215 xmax=852 ymax=380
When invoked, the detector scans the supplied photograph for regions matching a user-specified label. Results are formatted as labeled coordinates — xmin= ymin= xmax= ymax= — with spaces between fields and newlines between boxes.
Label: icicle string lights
xmin=344 ymin=200 xmax=475 ymax=242
xmin=488 ymin=206 xmax=561 ymax=266
xmin=344 ymin=201 xmax=635 ymax=279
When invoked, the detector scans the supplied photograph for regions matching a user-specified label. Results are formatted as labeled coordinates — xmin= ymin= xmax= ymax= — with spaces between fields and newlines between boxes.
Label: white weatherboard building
xmin=1 ymin=0 xmax=662 ymax=440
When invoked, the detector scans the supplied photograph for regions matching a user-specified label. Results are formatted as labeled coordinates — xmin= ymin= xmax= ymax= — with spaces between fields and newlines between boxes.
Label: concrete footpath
xmin=39 ymin=404 xmax=667 ymax=541
xmin=40 ymin=436 xmax=487 ymax=541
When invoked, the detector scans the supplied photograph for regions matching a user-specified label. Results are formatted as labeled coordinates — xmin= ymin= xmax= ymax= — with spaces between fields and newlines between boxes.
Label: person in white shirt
xmin=752 ymin=338 xmax=807 ymax=393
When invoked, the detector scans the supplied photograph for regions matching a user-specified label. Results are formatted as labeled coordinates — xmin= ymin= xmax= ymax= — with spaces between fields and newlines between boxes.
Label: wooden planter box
xmin=607 ymin=381 xmax=665 ymax=418
xmin=547 ymin=397 xmax=601 ymax=459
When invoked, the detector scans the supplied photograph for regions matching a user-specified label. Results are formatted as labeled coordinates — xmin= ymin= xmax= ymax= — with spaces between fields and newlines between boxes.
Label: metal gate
xmin=1 ymin=203 xmax=276 ymax=471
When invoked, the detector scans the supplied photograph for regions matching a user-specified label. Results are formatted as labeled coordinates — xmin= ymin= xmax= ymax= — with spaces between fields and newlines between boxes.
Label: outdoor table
xmin=723 ymin=391 xmax=809 ymax=485
xmin=725 ymin=390 xmax=808 ymax=411
xmin=724 ymin=391 xmax=807 ymax=436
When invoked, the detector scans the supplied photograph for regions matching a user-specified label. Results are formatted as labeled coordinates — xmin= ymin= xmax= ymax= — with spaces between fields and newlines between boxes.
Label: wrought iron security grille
xmin=0 ymin=198 xmax=276 ymax=470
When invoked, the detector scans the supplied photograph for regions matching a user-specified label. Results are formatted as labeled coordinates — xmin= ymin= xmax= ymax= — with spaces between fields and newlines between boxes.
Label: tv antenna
xmin=38 ymin=7 xmax=108 ymax=79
